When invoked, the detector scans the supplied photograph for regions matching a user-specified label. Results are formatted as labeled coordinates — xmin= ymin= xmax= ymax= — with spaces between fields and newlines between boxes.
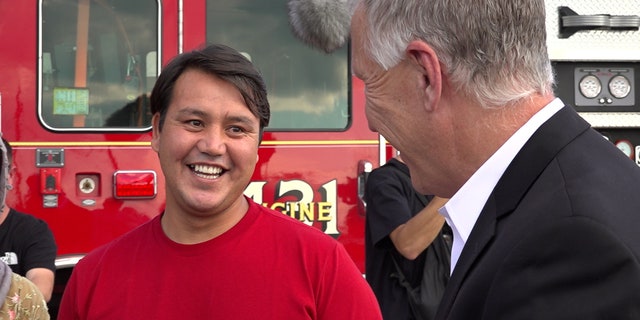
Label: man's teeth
xmin=192 ymin=164 xmax=222 ymax=176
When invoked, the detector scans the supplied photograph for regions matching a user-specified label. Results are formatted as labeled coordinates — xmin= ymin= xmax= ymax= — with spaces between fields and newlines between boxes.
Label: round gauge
xmin=608 ymin=75 xmax=631 ymax=99
xmin=579 ymin=75 xmax=601 ymax=98
xmin=615 ymin=140 xmax=634 ymax=159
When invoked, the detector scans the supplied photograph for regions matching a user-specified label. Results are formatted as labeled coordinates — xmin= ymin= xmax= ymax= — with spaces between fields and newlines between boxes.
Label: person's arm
xmin=389 ymin=196 xmax=448 ymax=260
xmin=25 ymin=268 xmax=54 ymax=302
xmin=19 ymin=216 xmax=57 ymax=302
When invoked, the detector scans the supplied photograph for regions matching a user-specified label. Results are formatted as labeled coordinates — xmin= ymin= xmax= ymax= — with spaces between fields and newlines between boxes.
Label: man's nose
xmin=196 ymin=128 xmax=227 ymax=155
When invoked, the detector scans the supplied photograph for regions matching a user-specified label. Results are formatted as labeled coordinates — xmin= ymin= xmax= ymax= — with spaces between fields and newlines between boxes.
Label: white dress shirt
xmin=439 ymin=98 xmax=565 ymax=275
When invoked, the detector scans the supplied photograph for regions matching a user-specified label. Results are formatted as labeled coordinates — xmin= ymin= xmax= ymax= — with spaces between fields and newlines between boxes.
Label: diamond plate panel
xmin=579 ymin=112 xmax=640 ymax=128
xmin=546 ymin=0 xmax=640 ymax=61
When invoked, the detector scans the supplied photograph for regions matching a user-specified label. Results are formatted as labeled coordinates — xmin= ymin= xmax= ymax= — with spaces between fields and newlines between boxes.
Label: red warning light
xmin=113 ymin=170 xmax=157 ymax=199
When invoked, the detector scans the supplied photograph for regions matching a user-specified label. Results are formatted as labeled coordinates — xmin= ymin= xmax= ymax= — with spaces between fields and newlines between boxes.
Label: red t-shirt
xmin=58 ymin=199 xmax=381 ymax=319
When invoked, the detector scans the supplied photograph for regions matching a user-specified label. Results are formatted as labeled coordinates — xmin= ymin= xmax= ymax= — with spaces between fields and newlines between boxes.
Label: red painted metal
xmin=0 ymin=0 xmax=379 ymax=274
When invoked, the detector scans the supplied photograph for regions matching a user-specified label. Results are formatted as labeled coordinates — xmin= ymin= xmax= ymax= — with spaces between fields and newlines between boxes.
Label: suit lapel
xmin=436 ymin=106 xmax=591 ymax=318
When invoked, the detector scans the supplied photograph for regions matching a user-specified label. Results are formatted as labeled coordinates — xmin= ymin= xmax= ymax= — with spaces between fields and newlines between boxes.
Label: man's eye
xmin=228 ymin=126 xmax=244 ymax=133
xmin=188 ymin=120 xmax=203 ymax=127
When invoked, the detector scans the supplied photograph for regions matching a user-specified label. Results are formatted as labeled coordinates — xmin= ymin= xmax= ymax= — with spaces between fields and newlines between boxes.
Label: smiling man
xmin=58 ymin=44 xmax=381 ymax=320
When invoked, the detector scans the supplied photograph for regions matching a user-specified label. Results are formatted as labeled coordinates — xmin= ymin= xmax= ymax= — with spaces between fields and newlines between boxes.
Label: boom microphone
xmin=287 ymin=0 xmax=352 ymax=53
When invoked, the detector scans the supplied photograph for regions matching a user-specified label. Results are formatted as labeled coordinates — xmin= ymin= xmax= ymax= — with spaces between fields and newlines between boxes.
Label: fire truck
xmin=0 ymin=0 xmax=638 ymax=317
xmin=0 ymin=0 xmax=388 ymax=315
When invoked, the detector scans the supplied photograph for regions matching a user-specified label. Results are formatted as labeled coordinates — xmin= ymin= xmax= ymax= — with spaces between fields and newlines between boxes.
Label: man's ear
xmin=405 ymin=41 xmax=442 ymax=111
xmin=151 ymin=113 xmax=161 ymax=152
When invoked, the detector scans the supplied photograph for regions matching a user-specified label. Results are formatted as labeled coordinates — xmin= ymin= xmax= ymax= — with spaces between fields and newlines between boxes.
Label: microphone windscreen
xmin=288 ymin=0 xmax=351 ymax=53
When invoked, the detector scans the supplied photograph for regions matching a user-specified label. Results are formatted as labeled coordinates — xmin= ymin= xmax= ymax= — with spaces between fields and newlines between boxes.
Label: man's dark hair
xmin=150 ymin=44 xmax=270 ymax=139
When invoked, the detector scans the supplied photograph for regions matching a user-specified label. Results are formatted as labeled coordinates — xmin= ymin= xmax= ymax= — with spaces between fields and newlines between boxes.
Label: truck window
xmin=39 ymin=0 xmax=160 ymax=131
xmin=206 ymin=1 xmax=350 ymax=131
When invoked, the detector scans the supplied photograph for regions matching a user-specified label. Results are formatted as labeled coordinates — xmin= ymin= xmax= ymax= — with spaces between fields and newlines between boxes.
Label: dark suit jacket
xmin=435 ymin=105 xmax=640 ymax=319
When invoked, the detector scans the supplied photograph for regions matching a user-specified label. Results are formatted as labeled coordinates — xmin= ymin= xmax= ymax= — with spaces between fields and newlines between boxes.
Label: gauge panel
xmin=574 ymin=67 xmax=635 ymax=108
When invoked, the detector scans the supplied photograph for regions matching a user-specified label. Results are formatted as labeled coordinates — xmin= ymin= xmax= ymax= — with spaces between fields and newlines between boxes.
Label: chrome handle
xmin=357 ymin=160 xmax=373 ymax=215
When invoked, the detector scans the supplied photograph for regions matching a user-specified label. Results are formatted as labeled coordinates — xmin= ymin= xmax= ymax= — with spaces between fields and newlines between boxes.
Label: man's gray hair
xmin=360 ymin=0 xmax=555 ymax=108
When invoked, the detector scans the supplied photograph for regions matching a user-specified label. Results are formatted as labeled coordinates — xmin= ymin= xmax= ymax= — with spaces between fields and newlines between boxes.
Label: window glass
xmin=206 ymin=1 xmax=350 ymax=131
xmin=40 ymin=0 xmax=159 ymax=131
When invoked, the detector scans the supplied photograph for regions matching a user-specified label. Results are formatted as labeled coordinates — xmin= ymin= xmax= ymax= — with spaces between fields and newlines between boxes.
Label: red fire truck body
xmin=0 ymin=1 xmax=390 ymax=312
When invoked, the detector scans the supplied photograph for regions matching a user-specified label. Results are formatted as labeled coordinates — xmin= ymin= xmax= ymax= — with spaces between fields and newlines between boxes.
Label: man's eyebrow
xmin=228 ymin=115 xmax=258 ymax=126
xmin=176 ymin=107 xmax=207 ymax=118
xmin=176 ymin=107 xmax=257 ymax=126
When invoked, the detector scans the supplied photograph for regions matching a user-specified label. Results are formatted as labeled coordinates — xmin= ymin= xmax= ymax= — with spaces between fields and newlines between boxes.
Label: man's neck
xmin=160 ymin=197 xmax=249 ymax=245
